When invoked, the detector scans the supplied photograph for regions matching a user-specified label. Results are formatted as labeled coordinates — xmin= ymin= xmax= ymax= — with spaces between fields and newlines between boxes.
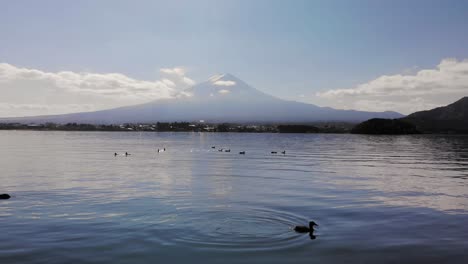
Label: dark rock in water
xmin=0 ymin=194 xmax=11 ymax=199
xmin=351 ymin=118 xmax=420 ymax=135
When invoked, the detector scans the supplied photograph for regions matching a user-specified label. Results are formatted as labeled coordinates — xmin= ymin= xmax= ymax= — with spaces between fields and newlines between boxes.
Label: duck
xmin=239 ymin=151 xmax=246 ymax=155
xmin=0 ymin=194 xmax=11 ymax=200
xmin=218 ymin=148 xmax=224 ymax=152
xmin=271 ymin=151 xmax=277 ymax=154
xmin=294 ymin=221 xmax=318 ymax=233
xmin=114 ymin=152 xmax=118 ymax=156
xmin=211 ymin=146 xmax=216 ymax=149
xmin=125 ymin=152 xmax=130 ymax=156
xmin=281 ymin=150 xmax=286 ymax=155
xmin=224 ymin=149 xmax=231 ymax=152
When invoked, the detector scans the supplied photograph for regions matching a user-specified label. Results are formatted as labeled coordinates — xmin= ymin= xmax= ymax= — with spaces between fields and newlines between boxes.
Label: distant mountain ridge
xmin=0 ymin=73 xmax=404 ymax=124
xmin=403 ymin=97 xmax=468 ymax=133
xmin=351 ymin=97 xmax=468 ymax=134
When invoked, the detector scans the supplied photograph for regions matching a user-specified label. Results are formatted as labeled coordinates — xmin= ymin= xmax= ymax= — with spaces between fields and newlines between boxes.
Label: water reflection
xmin=0 ymin=131 xmax=468 ymax=263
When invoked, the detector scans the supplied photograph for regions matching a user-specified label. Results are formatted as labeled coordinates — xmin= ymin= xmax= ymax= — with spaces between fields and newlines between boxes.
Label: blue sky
xmin=1 ymin=0 xmax=468 ymax=116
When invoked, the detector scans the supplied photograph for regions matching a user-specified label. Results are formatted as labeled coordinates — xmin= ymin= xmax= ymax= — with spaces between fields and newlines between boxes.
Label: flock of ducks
xmin=111 ymin=146 xmax=319 ymax=238
xmin=211 ymin=146 xmax=286 ymax=155
xmin=114 ymin=146 xmax=287 ymax=157
xmin=1 ymin=148 xmax=319 ymax=238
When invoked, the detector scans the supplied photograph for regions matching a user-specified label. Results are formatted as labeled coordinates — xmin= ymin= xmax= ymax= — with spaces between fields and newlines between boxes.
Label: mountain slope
xmin=403 ymin=97 xmax=468 ymax=133
xmin=1 ymin=73 xmax=404 ymax=124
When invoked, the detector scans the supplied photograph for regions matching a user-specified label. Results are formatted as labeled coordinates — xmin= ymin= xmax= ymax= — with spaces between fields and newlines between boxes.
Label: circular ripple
xmin=174 ymin=206 xmax=311 ymax=251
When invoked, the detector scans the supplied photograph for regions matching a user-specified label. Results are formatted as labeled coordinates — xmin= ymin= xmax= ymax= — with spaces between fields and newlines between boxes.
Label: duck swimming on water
xmin=294 ymin=221 xmax=318 ymax=233
xmin=0 ymin=194 xmax=11 ymax=199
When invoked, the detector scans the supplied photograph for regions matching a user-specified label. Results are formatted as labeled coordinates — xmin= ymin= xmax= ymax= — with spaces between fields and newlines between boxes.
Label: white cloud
xmin=160 ymin=67 xmax=195 ymax=87
xmin=218 ymin=89 xmax=231 ymax=94
xmin=0 ymin=63 xmax=195 ymax=117
xmin=213 ymin=80 xmax=236 ymax=86
xmin=160 ymin=67 xmax=186 ymax=76
xmin=315 ymin=58 xmax=468 ymax=114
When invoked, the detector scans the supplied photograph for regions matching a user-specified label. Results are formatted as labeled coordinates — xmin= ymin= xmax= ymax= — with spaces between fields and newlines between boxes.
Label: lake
xmin=1 ymin=131 xmax=468 ymax=263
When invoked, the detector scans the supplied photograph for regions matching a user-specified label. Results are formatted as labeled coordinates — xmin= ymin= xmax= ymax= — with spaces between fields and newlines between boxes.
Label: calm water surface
xmin=1 ymin=131 xmax=468 ymax=263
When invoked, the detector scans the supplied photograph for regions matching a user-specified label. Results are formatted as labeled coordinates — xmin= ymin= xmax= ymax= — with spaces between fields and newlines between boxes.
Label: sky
xmin=1 ymin=0 xmax=468 ymax=117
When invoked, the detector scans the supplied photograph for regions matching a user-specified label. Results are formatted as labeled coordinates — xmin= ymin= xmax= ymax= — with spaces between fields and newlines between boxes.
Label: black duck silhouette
xmin=271 ymin=151 xmax=277 ymax=154
xmin=281 ymin=150 xmax=286 ymax=155
xmin=294 ymin=221 xmax=318 ymax=233
xmin=239 ymin=151 xmax=246 ymax=155
xmin=0 ymin=194 xmax=11 ymax=199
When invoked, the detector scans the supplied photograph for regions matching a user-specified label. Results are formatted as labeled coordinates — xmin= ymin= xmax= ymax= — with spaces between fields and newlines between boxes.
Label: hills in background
xmin=403 ymin=97 xmax=468 ymax=133
xmin=0 ymin=74 xmax=403 ymax=124
xmin=352 ymin=97 xmax=468 ymax=134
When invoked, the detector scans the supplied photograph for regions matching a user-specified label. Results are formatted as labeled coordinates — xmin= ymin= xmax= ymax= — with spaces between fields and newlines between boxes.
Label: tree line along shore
xmin=0 ymin=122 xmax=354 ymax=133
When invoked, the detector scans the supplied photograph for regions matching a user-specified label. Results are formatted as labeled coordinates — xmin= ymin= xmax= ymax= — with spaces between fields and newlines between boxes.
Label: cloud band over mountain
xmin=1 ymin=58 xmax=467 ymax=117
xmin=316 ymin=58 xmax=468 ymax=114
xmin=0 ymin=63 xmax=194 ymax=117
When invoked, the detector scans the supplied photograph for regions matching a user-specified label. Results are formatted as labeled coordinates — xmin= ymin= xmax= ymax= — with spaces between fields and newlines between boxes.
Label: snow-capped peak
xmin=208 ymin=74 xmax=226 ymax=82
xmin=210 ymin=73 xmax=238 ymax=87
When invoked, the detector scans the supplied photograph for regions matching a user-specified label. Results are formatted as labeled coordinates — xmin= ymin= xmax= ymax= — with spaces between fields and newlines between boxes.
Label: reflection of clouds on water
xmin=1 ymin=131 xmax=468 ymax=258
xmin=316 ymin=135 xmax=468 ymax=212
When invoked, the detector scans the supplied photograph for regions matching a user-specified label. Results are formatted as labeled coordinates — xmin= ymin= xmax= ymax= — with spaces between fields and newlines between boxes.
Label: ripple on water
xmin=173 ymin=206 xmax=312 ymax=251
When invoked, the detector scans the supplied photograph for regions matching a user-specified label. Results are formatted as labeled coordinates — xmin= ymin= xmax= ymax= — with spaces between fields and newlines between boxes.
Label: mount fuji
xmin=2 ymin=74 xmax=404 ymax=124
